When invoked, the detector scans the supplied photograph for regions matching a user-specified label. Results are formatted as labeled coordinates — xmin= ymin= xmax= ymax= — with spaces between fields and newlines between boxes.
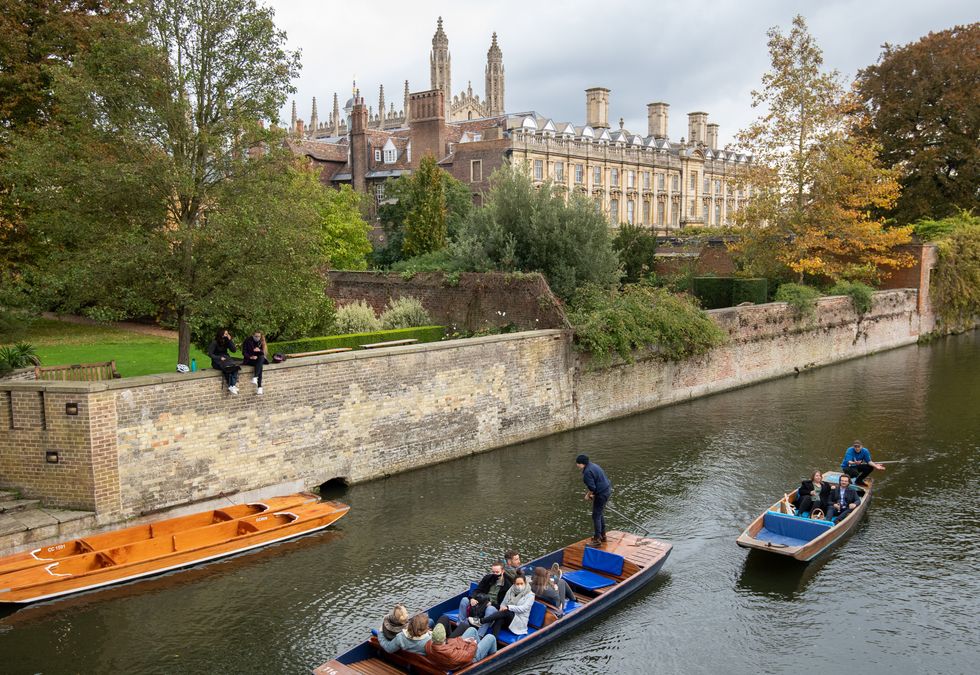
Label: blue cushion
xmin=762 ymin=511 xmax=833 ymax=543
xmin=443 ymin=610 xmax=460 ymax=622
xmin=528 ymin=601 xmax=547 ymax=629
xmin=563 ymin=569 xmax=617 ymax=591
xmin=582 ymin=547 xmax=625 ymax=576
xmin=497 ymin=627 xmax=534 ymax=645
xmin=753 ymin=528 xmax=810 ymax=548
xmin=563 ymin=599 xmax=582 ymax=613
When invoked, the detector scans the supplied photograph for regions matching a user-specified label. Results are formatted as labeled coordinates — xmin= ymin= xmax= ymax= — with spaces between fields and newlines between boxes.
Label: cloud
xmin=268 ymin=0 xmax=977 ymax=148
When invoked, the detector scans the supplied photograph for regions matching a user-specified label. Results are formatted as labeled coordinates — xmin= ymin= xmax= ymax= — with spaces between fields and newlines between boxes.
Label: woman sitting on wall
xmin=207 ymin=328 xmax=241 ymax=395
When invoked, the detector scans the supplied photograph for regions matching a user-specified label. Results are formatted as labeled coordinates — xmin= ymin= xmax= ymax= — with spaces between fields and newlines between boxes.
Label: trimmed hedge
xmin=693 ymin=277 xmax=735 ymax=309
xmin=269 ymin=325 xmax=446 ymax=354
xmin=732 ymin=278 xmax=768 ymax=305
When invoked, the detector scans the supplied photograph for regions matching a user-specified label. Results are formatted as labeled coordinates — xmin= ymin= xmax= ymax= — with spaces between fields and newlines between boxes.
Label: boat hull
xmin=0 ymin=498 xmax=349 ymax=604
xmin=736 ymin=473 xmax=872 ymax=562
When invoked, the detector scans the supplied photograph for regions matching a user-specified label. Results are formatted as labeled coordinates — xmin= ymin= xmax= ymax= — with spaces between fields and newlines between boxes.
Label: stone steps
xmin=0 ymin=493 xmax=96 ymax=557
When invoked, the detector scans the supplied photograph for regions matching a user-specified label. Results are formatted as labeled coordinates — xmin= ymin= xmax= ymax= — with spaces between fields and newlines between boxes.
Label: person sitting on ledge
xmin=241 ymin=330 xmax=268 ymax=396
xmin=377 ymin=611 xmax=431 ymax=655
xmin=207 ymin=328 xmax=240 ymax=395
xmin=828 ymin=474 xmax=861 ymax=523
xmin=424 ymin=621 xmax=497 ymax=669
xmin=840 ymin=440 xmax=885 ymax=486
xmin=477 ymin=573 xmax=535 ymax=638
xmin=797 ymin=469 xmax=831 ymax=519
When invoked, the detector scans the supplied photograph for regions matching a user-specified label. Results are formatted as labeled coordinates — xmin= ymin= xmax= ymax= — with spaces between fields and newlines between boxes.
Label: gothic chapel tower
xmin=485 ymin=32 xmax=504 ymax=116
xmin=430 ymin=17 xmax=451 ymax=118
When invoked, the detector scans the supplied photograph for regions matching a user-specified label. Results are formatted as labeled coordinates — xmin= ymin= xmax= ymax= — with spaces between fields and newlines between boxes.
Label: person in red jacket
xmin=424 ymin=622 xmax=497 ymax=669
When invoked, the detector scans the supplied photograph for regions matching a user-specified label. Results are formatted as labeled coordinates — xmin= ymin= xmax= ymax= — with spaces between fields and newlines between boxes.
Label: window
xmin=374 ymin=149 xmax=382 ymax=162
xmin=627 ymin=200 xmax=635 ymax=224
xmin=384 ymin=148 xmax=396 ymax=163
xmin=689 ymin=172 xmax=696 ymax=189
xmin=627 ymin=170 xmax=635 ymax=188
xmin=657 ymin=201 xmax=665 ymax=225
xmin=575 ymin=164 xmax=584 ymax=184
xmin=714 ymin=202 xmax=722 ymax=224
xmin=470 ymin=159 xmax=483 ymax=182
xmin=689 ymin=199 xmax=697 ymax=216
xmin=534 ymin=159 xmax=543 ymax=181
xmin=593 ymin=166 xmax=602 ymax=185
xmin=642 ymin=200 xmax=650 ymax=225
xmin=609 ymin=198 xmax=619 ymax=224
xmin=658 ymin=173 xmax=665 ymax=190
xmin=703 ymin=176 xmax=709 ymax=193
xmin=672 ymin=175 xmax=679 ymax=191
xmin=714 ymin=179 xmax=721 ymax=194
xmin=555 ymin=161 xmax=564 ymax=182
xmin=375 ymin=182 xmax=385 ymax=205
xmin=672 ymin=204 xmax=680 ymax=226
xmin=643 ymin=172 xmax=651 ymax=190
xmin=406 ymin=143 xmax=412 ymax=163
xmin=611 ymin=168 xmax=619 ymax=186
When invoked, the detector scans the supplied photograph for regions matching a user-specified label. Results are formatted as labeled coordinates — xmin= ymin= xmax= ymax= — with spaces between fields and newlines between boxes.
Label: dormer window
xmin=406 ymin=142 xmax=412 ymax=163
xmin=382 ymin=139 xmax=397 ymax=164
xmin=374 ymin=149 xmax=382 ymax=162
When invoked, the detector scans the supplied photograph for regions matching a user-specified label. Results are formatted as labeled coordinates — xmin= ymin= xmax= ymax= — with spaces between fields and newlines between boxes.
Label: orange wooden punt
xmin=0 ymin=494 xmax=349 ymax=604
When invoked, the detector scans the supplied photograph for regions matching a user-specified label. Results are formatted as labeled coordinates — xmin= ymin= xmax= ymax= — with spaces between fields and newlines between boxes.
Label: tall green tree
xmin=1 ymin=0 xmax=350 ymax=361
xmin=401 ymin=155 xmax=449 ymax=258
xmin=312 ymin=183 xmax=372 ymax=270
xmin=455 ymin=165 xmax=621 ymax=301
xmin=375 ymin=160 xmax=471 ymax=266
xmin=855 ymin=23 xmax=980 ymax=223
xmin=731 ymin=15 xmax=911 ymax=283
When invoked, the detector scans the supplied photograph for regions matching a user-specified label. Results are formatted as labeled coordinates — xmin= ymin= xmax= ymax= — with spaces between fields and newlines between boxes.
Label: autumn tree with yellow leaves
xmin=731 ymin=15 xmax=911 ymax=283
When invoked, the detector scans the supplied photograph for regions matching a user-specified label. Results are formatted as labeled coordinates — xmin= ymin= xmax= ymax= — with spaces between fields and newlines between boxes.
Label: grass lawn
xmin=1 ymin=319 xmax=210 ymax=378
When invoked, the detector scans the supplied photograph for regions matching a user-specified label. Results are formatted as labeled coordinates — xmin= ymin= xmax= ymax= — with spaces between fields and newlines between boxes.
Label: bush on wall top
xmin=269 ymin=326 xmax=446 ymax=354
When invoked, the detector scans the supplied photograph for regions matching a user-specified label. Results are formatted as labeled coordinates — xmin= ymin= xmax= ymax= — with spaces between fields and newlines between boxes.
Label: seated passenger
xmin=502 ymin=549 xmax=527 ymax=596
xmin=530 ymin=566 xmax=566 ymax=615
xmin=441 ymin=593 xmax=493 ymax=638
xmin=828 ymin=474 xmax=861 ymax=522
xmin=477 ymin=573 xmax=535 ymax=638
xmin=840 ymin=440 xmax=885 ymax=486
xmin=424 ymin=622 xmax=498 ymax=669
xmin=797 ymin=470 xmax=831 ymax=518
xmin=377 ymin=612 xmax=431 ymax=655
xmin=376 ymin=603 xmax=409 ymax=653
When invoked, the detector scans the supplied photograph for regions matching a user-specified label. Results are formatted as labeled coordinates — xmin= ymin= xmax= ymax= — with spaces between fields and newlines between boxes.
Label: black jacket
xmin=207 ymin=338 xmax=238 ymax=370
xmin=829 ymin=485 xmax=861 ymax=510
xmin=241 ymin=336 xmax=268 ymax=365
xmin=798 ymin=480 xmax=831 ymax=508
xmin=475 ymin=572 xmax=506 ymax=605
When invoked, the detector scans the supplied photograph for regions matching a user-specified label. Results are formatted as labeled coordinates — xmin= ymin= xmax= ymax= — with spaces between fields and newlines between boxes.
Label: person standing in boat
xmin=840 ymin=440 xmax=885 ymax=486
xmin=797 ymin=470 xmax=831 ymax=518
xmin=828 ymin=474 xmax=861 ymax=522
xmin=576 ymin=454 xmax=612 ymax=546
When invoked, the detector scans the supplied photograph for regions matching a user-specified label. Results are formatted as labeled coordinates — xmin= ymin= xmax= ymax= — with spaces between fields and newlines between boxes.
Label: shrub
xmin=334 ymin=300 xmax=381 ymax=334
xmin=692 ymin=277 xmax=735 ymax=309
xmin=380 ymin=296 xmax=432 ymax=330
xmin=775 ymin=283 xmax=823 ymax=318
xmin=732 ymin=278 xmax=768 ymax=305
xmin=390 ymin=249 xmax=469 ymax=276
xmin=933 ymin=224 xmax=980 ymax=331
xmin=827 ymin=280 xmax=875 ymax=315
xmin=568 ymin=283 xmax=726 ymax=363
xmin=0 ymin=342 xmax=40 ymax=374
xmin=269 ymin=326 xmax=446 ymax=354
xmin=613 ymin=223 xmax=659 ymax=283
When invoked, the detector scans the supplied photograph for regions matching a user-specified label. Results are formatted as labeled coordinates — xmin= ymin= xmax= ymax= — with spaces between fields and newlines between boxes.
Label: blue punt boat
xmin=736 ymin=471 xmax=873 ymax=562
xmin=314 ymin=531 xmax=671 ymax=674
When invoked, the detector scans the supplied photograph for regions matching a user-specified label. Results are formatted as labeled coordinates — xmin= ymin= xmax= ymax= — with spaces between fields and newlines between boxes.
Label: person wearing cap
xmin=576 ymin=454 xmax=612 ymax=546
xmin=840 ymin=440 xmax=885 ymax=486
xmin=424 ymin=621 xmax=498 ymax=669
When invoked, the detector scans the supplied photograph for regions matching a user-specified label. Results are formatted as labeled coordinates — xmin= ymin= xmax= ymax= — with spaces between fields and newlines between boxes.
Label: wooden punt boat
xmin=314 ymin=530 xmax=671 ymax=675
xmin=736 ymin=471 xmax=872 ymax=562
xmin=0 ymin=493 xmax=349 ymax=604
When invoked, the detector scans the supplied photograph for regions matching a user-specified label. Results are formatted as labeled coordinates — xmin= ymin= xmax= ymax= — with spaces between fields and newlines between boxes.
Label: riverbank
xmin=0 ymin=288 xmax=947 ymax=555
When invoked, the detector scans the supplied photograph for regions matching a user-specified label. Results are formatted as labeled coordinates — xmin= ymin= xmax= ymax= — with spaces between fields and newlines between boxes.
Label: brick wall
xmin=325 ymin=271 xmax=570 ymax=333
xmin=0 ymin=290 xmax=940 ymax=527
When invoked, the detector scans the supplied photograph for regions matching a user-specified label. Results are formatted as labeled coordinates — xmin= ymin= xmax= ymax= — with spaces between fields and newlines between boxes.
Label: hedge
xmin=692 ymin=277 xmax=735 ymax=309
xmin=269 ymin=325 xmax=446 ymax=354
xmin=732 ymin=278 xmax=768 ymax=305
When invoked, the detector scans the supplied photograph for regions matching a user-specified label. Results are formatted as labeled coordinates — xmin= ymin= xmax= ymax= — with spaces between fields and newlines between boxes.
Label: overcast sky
xmin=267 ymin=0 xmax=976 ymax=148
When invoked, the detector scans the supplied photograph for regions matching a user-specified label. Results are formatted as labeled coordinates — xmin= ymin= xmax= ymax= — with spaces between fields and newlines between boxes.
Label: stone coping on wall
xmin=0 ymin=329 xmax=570 ymax=393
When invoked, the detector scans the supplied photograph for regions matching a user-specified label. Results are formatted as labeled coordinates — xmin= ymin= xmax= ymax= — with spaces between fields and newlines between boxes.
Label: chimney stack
xmin=585 ymin=87 xmax=611 ymax=129
xmin=706 ymin=123 xmax=719 ymax=150
xmin=408 ymin=89 xmax=447 ymax=165
xmin=647 ymin=102 xmax=669 ymax=139
xmin=350 ymin=96 xmax=369 ymax=194
xmin=688 ymin=112 xmax=708 ymax=146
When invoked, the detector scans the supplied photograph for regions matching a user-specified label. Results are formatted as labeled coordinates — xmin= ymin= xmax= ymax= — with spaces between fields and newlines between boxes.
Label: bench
xmin=35 ymin=361 xmax=121 ymax=381
xmin=755 ymin=510 xmax=834 ymax=547
xmin=285 ymin=348 xmax=353 ymax=358
xmin=358 ymin=339 xmax=419 ymax=350
xmin=562 ymin=547 xmax=625 ymax=592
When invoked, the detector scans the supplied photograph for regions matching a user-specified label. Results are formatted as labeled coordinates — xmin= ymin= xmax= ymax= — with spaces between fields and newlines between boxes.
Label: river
xmin=1 ymin=332 xmax=977 ymax=674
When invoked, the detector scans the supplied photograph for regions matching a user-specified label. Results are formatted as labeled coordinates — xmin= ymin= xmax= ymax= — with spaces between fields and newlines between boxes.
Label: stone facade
xmin=0 ymin=290 xmax=939 ymax=534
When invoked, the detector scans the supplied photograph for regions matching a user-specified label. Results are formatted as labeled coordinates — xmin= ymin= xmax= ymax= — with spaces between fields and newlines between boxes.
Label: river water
xmin=1 ymin=332 xmax=978 ymax=675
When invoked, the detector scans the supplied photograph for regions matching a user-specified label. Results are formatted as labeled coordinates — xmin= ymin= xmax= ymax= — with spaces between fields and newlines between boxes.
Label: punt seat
xmin=562 ymin=547 xmax=624 ymax=592
xmin=497 ymin=600 xmax=548 ymax=646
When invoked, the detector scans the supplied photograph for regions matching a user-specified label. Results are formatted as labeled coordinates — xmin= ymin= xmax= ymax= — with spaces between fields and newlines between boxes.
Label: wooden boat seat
xmin=366 ymin=638 xmax=448 ymax=675
xmin=755 ymin=511 xmax=834 ymax=547
xmin=104 ymin=537 xmax=176 ymax=564
xmin=344 ymin=657 xmax=404 ymax=674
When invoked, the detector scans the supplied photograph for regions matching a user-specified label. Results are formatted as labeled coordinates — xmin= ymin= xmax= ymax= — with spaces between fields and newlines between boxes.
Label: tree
xmin=401 ymin=155 xmax=449 ymax=258
xmin=612 ymin=222 xmax=659 ymax=283
xmin=454 ymin=165 xmax=621 ymax=301
xmin=1 ymin=0 xmax=349 ymax=359
xmin=312 ymin=183 xmax=372 ymax=270
xmin=374 ymin=160 xmax=471 ymax=266
xmin=855 ymin=23 xmax=980 ymax=223
xmin=731 ymin=15 xmax=911 ymax=283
